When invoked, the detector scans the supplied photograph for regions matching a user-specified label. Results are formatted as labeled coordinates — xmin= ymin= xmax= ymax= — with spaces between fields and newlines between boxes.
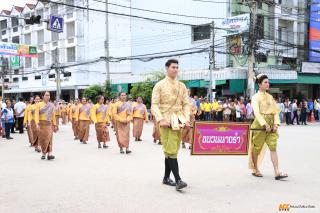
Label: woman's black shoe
xmin=176 ymin=180 xmax=187 ymax=191
xmin=162 ymin=178 xmax=176 ymax=186
xmin=103 ymin=144 xmax=108 ymax=149
xmin=120 ymin=149 xmax=125 ymax=154
xmin=47 ymin=155 xmax=55 ymax=160
xmin=41 ymin=156 xmax=45 ymax=160
xmin=125 ymin=150 xmax=132 ymax=154
xmin=6 ymin=137 xmax=13 ymax=140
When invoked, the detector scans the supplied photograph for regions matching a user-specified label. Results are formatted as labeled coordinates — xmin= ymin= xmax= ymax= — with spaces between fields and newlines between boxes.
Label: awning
xmin=297 ymin=73 xmax=320 ymax=84
xmin=229 ymin=79 xmax=246 ymax=94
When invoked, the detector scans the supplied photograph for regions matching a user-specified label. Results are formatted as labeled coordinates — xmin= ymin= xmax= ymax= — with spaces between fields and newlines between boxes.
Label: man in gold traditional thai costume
xmin=151 ymin=59 xmax=190 ymax=191
xmin=91 ymin=95 xmax=110 ymax=149
xmin=34 ymin=92 xmax=57 ymax=160
xmin=24 ymin=97 xmax=34 ymax=147
xmin=181 ymin=89 xmax=197 ymax=149
xmin=132 ymin=97 xmax=148 ymax=141
xmin=112 ymin=92 xmax=132 ymax=154
xmin=76 ymin=98 xmax=91 ymax=144
xmin=250 ymin=73 xmax=288 ymax=180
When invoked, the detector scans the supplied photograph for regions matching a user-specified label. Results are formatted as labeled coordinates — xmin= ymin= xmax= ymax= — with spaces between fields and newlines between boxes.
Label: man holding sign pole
xmin=151 ymin=59 xmax=191 ymax=191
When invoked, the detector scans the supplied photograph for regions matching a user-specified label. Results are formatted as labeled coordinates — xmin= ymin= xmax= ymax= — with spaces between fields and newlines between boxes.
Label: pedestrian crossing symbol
xmin=48 ymin=15 xmax=64 ymax=33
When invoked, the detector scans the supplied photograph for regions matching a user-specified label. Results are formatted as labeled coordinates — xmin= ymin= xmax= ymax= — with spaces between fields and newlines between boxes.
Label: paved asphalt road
xmin=0 ymin=122 xmax=319 ymax=213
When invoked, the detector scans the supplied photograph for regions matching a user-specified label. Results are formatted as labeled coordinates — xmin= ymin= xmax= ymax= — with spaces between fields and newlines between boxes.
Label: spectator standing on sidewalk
xmin=15 ymin=97 xmax=27 ymax=134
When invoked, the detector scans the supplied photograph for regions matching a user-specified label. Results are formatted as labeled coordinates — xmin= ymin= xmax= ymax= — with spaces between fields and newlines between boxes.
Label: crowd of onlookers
xmin=192 ymin=96 xmax=320 ymax=125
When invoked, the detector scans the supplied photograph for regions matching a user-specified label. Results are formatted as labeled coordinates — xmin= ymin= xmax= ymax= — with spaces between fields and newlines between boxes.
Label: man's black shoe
xmin=6 ymin=137 xmax=13 ymax=140
xmin=47 ymin=155 xmax=55 ymax=160
xmin=176 ymin=180 xmax=187 ymax=190
xmin=162 ymin=178 xmax=176 ymax=186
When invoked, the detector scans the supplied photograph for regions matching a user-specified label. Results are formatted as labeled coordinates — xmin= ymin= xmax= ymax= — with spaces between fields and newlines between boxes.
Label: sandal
xmin=275 ymin=173 xmax=288 ymax=180
xmin=252 ymin=172 xmax=263 ymax=177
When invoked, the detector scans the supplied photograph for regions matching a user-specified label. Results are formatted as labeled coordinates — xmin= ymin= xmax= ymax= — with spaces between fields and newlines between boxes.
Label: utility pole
xmin=208 ymin=21 xmax=215 ymax=102
xmin=0 ymin=56 xmax=4 ymax=99
xmin=247 ymin=0 xmax=258 ymax=98
xmin=54 ymin=48 xmax=61 ymax=101
xmin=105 ymin=0 xmax=110 ymax=82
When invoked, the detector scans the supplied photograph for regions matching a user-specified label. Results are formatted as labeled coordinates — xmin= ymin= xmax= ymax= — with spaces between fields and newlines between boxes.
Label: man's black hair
xmin=165 ymin=59 xmax=179 ymax=67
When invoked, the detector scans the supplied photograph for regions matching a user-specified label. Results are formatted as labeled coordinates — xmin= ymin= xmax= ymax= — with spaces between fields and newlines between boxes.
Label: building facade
xmin=0 ymin=0 xmax=131 ymax=100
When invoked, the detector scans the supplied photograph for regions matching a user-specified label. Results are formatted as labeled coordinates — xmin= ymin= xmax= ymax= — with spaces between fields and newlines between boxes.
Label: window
xmin=51 ymin=4 xmax=58 ymax=14
xmin=67 ymin=21 xmax=75 ymax=38
xmin=35 ymin=75 xmax=41 ymax=80
xmin=12 ymin=36 xmax=20 ymax=44
xmin=49 ymin=74 xmax=55 ymax=78
xmin=66 ymin=0 xmax=74 ymax=12
xmin=255 ymin=53 xmax=267 ymax=63
xmin=257 ymin=2 xmax=263 ymax=9
xmin=14 ymin=70 xmax=19 ymax=75
xmin=24 ymin=33 xmax=31 ymax=45
xmin=0 ymin=20 xmax=7 ymax=30
xmin=4 ymin=78 xmax=9 ymax=83
xmin=51 ymin=50 xmax=59 ymax=63
xmin=51 ymin=31 xmax=59 ymax=41
xmin=192 ymin=25 xmax=210 ymax=42
xmin=256 ymin=15 xmax=264 ymax=39
xmin=2 ymin=38 xmax=8 ymax=42
xmin=13 ymin=77 xmax=19 ymax=82
xmin=25 ymin=57 xmax=32 ymax=68
xmin=67 ymin=47 xmax=75 ymax=62
xmin=37 ymin=30 xmax=44 ymax=45
xmin=22 ymin=76 xmax=28 ymax=81
xmin=38 ymin=52 xmax=45 ymax=67
xmin=11 ymin=17 xmax=19 ymax=27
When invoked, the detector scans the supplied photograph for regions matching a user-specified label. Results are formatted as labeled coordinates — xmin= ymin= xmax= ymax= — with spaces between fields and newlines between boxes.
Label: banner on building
xmin=229 ymin=36 xmax=242 ymax=54
xmin=10 ymin=56 xmax=20 ymax=69
xmin=219 ymin=14 xmax=250 ymax=36
xmin=309 ymin=0 xmax=320 ymax=62
xmin=191 ymin=122 xmax=250 ymax=155
xmin=0 ymin=43 xmax=37 ymax=58
xmin=301 ymin=62 xmax=320 ymax=73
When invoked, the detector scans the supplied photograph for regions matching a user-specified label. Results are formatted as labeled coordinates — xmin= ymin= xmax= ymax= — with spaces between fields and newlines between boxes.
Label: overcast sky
xmin=0 ymin=0 xmax=37 ymax=11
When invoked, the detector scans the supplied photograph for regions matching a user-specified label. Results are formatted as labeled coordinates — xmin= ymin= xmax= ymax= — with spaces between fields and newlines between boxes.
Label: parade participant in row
xmin=182 ymin=89 xmax=197 ymax=149
xmin=250 ymin=73 xmax=288 ymax=180
xmin=152 ymin=111 xmax=161 ymax=145
xmin=66 ymin=100 xmax=72 ymax=123
xmin=112 ymin=92 xmax=132 ymax=154
xmin=28 ymin=95 xmax=41 ymax=152
xmin=1 ymin=99 xmax=14 ymax=140
xmin=132 ymin=97 xmax=148 ymax=142
xmin=24 ymin=97 xmax=34 ymax=146
xmin=91 ymin=95 xmax=110 ymax=149
xmin=70 ymin=99 xmax=79 ymax=140
xmin=108 ymin=99 xmax=115 ymax=130
xmin=151 ymin=59 xmax=190 ymax=191
xmin=60 ymin=102 xmax=67 ymax=125
xmin=34 ymin=91 xmax=57 ymax=160
xmin=54 ymin=101 xmax=61 ymax=130
xmin=76 ymin=97 xmax=91 ymax=144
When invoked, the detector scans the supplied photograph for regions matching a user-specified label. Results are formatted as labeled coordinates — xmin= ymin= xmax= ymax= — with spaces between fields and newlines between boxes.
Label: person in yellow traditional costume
xmin=76 ymin=98 xmax=91 ymax=144
xmin=34 ymin=91 xmax=57 ymax=160
xmin=132 ymin=97 xmax=148 ymax=142
xmin=112 ymin=92 xmax=133 ymax=154
xmin=69 ymin=99 xmax=79 ymax=140
xmin=91 ymin=95 xmax=110 ymax=149
xmin=151 ymin=59 xmax=190 ymax=191
xmin=250 ymin=73 xmax=288 ymax=180
xmin=181 ymin=89 xmax=197 ymax=149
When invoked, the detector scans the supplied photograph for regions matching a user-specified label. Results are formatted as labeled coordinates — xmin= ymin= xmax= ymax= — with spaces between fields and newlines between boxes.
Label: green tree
xmin=102 ymin=80 xmax=116 ymax=100
xmin=130 ymin=72 xmax=165 ymax=108
xmin=83 ymin=85 xmax=103 ymax=102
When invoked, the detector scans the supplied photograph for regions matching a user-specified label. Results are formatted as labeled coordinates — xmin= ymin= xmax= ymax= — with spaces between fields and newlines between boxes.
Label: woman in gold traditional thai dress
xmin=34 ymin=91 xmax=57 ymax=160
xmin=112 ymin=92 xmax=132 ymax=154
xmin=91 ymin=95 xmax=110 ymax=149
xmin=181 ymin=89 xmax=197 ymax=149
xmin=76 ymin=97 xmax=91 ymax=144
xmin=132 ymin=97 xmax=148 ymax=142
xmin=69 ymin=99 xmax=79 ymax=140
xmin=250 ymin=73 xmax=288 ymax=180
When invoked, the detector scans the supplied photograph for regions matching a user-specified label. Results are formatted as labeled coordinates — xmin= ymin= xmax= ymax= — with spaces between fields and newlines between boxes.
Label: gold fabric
xmin=151 ymin=76 xmax=190 ymax=130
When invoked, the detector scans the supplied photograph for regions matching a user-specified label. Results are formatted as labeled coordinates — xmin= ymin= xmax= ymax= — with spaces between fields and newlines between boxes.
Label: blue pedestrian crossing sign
xmin=48 ymin=15 xmax=64 ymax=33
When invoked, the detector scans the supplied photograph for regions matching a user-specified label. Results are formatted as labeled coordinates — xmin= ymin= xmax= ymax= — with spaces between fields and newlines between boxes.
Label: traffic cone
xmin=311 ymin=111 xmax=315 ymax=123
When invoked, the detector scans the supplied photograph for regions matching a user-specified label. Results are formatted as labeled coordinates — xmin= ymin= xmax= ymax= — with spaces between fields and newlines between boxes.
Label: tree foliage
xmin=130 ymin=72 xmax=165 ymax=108
xmin=83 ymin=80 xmax=116 ymax=103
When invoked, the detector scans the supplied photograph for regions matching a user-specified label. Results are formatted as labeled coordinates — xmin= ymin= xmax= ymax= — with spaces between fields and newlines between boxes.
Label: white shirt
xmin=235 ymin=104 xmax=241 ymax=118
xmin=14 ymin=101 xmax=27 ymax=117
